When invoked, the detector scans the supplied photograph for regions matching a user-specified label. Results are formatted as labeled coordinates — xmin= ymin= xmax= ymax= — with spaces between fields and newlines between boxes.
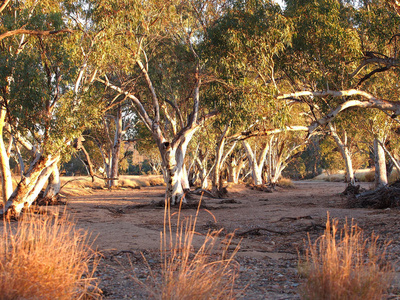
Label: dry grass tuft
xmin=388 ymin=169 xmax=400 ymax=184
xmin=277 ymin=178 xmax=295 ymax=188
xmin=60 ymin=175 xmax=165 ymax=196
xmin=145 ymin=200 xmax=240 ymax=300
xmin=0 ymin=212 xmax=100 ymax=300
xmin=299 ymin=213 xmax=393 ymax=300
xmin=362 ymin=170 xmax=375 ymax=183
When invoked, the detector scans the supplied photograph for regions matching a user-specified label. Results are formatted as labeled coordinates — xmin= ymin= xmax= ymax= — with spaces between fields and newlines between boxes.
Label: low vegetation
xmin=59 ymin=175 xmax=165 ymax=196
xmin=0 ymin=212 xmax=100 ymax=300
xmin=145 ymin=201 xmax=240 ymax=300
xmin=299 ymin=214 xmax=393 ymax=300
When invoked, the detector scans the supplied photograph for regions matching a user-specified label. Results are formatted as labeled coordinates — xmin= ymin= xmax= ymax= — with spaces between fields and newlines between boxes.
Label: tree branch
xmin=0 ymin=28 xmax=74 ymax=42
xmin=278 ymin=89 xmax=400 ymax=132
xmin=0 ymin=0 xmax=10 ymax=14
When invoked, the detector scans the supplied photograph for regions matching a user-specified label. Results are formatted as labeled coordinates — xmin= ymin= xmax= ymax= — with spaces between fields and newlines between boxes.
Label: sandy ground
xmin=63 ymin=181 xmax=400 ymax=299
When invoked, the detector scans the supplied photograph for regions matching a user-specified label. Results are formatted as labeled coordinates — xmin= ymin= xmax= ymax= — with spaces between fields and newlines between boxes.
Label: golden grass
xmin=277 ymin=177 xmax=295 ymax=188
xmin=299 ymin=213 xmax=393 ymax=300
xmin=0 ymin=212 xmax=100 ymax=300
xmin=388 ymin=169 xmax=400 ymax=184
xmin=60 ymin=175 xmax=165 ymax=196
xmin=144 ymin=200 xmax=240 ymax=300
xmin=313 ymin=169 xmax=377 ymax=182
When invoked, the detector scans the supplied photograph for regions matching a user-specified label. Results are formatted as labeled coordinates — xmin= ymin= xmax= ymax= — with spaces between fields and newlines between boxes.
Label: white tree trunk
xmin=243 ymin=141 xmax=268 ymax=186
xmin=23 ymin=160 xmax=58 ymax=209
xmin=43 ymin=163 xmax=61 ymax=201
xmin=160 ymin=130 xmax=196 ymax=205
xmin=109 ymin=106 xmax=122 ymax=188
xmin=212 ymin=126 xmax=229 ymax=194
xmin=181 ymin=164 xmax=190 ymax=191
xmin=374 ymin=138 xmax=387 ymax=188
xmin=0 ymin=107 xmax=13 ymax=203
xmin=162 ymin=145 xmax=184 ymax=205
xmin=328 ymin=123 xmax=355 ymax=184
xmin=195 ymin=156 xmax=209 ymax=189
xmin=3 ymin=154 xmax=58 ymax=217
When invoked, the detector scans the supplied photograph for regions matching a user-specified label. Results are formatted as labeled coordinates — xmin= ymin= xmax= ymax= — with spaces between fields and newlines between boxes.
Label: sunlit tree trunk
xmin=159 ymin=129 xmax=197 ymax=205
xmin=3 ymin=154 xmax=58 ymax=217
xmin=43 ymin=163 xmax=61 ymax=201
xmin=243 ymin=141 xmax=269 ymax=186
xmin=109 ymin=105 xmax=122 ymax=188
xmin=374 ymin=137 xmax=387 ymax=188
xmin=228 ymin=155 xmax=246 ymax=184
xmin=0 ymin=106 xmax=13 ymax=203
xmin=328 ymin=123 xmax=355 ymax=184
xmin=195 ymin=155 xmax=209 ymax=189
xmin=211 ymin=125 xmax=229 ymax=195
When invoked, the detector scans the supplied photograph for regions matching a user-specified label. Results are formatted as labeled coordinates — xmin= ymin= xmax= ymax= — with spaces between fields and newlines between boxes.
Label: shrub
xmin=363 ymin=170 xmax=375 ymax=182
xmin=388 ymin=169 xmax=400 ymax=184
xmin=0 ymin=212 xmax=100 ymax=300
xmin=277 ymin=178 xmax=295 ymax=188
xmin=299 ymin=213 xmax=393 ymax=300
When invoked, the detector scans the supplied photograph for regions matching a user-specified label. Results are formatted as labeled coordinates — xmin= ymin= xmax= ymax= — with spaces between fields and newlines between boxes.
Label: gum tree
xmin=0 ymin=0 xmax=101 ymax=216
xmin=91 ymin=0 xmax=223 ymax=204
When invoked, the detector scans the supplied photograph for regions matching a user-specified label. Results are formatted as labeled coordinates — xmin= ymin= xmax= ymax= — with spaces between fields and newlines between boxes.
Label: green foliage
xmin=204 ymin=0 xmax=293 ymax=128
xmin=283 ymin=0 xmax=361 ymax=92
xmin=0 ymin=0 xmax=103 ymax=164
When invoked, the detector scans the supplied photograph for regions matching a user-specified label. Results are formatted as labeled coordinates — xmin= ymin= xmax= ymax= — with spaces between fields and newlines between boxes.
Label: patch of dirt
xmin=63 ymin=180 xmax=400 ymax=299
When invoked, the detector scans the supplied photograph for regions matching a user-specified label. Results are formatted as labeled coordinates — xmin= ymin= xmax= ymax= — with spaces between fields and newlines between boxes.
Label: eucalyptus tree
xmin=279 ymin=0 xmax=400 ymax=186
xmin=203 ymin=0 xmax=296 ymax=188
xmin=0 ymin=0 xmax=101 ymax=216
xmin=91 ymin=0 xmax=225 ymax=204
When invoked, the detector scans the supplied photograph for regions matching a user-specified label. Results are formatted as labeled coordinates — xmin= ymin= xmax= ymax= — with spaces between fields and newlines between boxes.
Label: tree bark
xmin=160 ymin=130 xmax=197 ymax=205
xmin=0 ymin=106 xmax=13 ymax=203
xmin=374 ymin=138 xmax=388 ymax=188
xmin=3 ymin=154 xmax=58 ymax=217
xmin=43 ymin=163 xmax=61 ymax=201
xmin=212 ymin=125 xmax=230 ymax=194
xmin=243 ymin=141 xmax=269 ymax=185
xmin=328 ymin=123 xmax=355 ymax=184
xmin=109 ymin=105 xmax=122 ymax=188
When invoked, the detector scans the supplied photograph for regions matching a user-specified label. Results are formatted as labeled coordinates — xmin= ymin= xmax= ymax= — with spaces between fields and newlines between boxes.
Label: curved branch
xmin=278 ymin=89 xmax=400 ymax=132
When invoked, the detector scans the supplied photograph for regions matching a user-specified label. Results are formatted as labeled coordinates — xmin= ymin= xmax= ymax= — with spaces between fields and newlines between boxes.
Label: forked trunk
xmin=328 ymin=124 xmax=355 ymax=184
xmin=160 ymin=131 xmax=195 ymax=205
xmin=23 ymin=160 xmax=58 ymax=209
xmin=374 ymin=138 xmax=387 ymax=188
xmin=195 ymin=156 xmax=209 ymax=189
xmin=162 ymin=144 xmax=184 ymax=205
xmin=228 ymin=156 xmax=246 ymax=184
xmin=3 ymin=155 xmax=58 ymax=217
xmin=243 ymin=141 xmax=269 ymax=186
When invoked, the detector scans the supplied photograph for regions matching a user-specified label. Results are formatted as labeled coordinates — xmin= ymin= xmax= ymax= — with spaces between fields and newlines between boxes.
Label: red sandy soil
xmin=63 ymin=181 xmax=400 ymax=299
